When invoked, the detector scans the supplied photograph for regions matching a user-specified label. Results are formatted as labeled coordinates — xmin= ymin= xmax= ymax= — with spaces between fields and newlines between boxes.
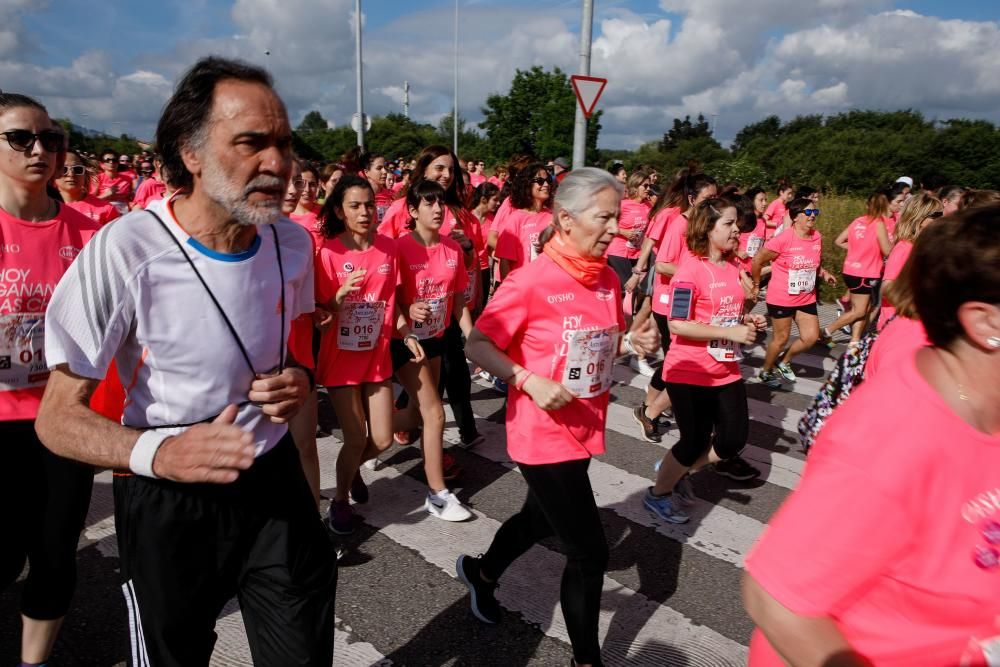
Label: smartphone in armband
xmin=669 ymin=282 xmax=695 ymax=320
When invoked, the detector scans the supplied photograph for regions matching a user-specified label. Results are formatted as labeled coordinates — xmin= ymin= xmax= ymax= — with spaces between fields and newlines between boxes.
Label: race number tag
xmin=745 ymin=236 xmax=764 ymax=258
xmin=529 ymin=233 xmax=541 ymax=263
xmin=626 ymin=223 xmax=646 ymax=250
xmin=413 ymin=297 xmax=447 ymax=340
xmin=708 ymin=316 xmax=743 ymax=363
xmin=0 ymin=314 xmax=49 ymax=391
xmin=463 ymin=270 xmax=476 ymax=305
xmin=788 ymin=268 xmax=816 ymax=295
xmin=337 ymin=301 xmax=385 ymax=351
xmin=562 ymin=327 xmax=616 ymax=399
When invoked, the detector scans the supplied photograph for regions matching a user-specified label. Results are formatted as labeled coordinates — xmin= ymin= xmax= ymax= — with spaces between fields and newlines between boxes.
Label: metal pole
xmin=453 ymin=0 xmax=459 ymax=156
xmin=404 ymin=81 xmax=410 ymax=119
xmin=355 ymin=0 xmax=365 ymax=148
xmin=572 ymin=0 xmax=594 ymax=169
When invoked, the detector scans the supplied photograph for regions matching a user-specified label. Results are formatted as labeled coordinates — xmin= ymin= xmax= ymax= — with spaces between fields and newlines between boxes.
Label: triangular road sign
xmin=571 ymin=75 xmax=607 ymax=119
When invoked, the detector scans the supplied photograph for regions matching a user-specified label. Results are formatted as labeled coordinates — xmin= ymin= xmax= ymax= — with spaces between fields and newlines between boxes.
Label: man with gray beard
xmin=35 ymin=57 xmax=337 ymax=666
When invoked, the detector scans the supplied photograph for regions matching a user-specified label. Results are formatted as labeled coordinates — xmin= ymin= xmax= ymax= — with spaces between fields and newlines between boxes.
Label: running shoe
xmin=442 ymin=452 xmax=463 ymax=481
xmin=350 ymin=470 xmax=369 ymax=504
xmin=629 ymin=355 xmax=655 ymax=378
xmin=775 ymin=361 xmax=797 ymax=382
xmin=818 ymin=327 xmax=836 ymax=349
xmin=455 ymin=554 xmax=501 ymax=624
xmin=714 ymin=456 xmax=762 ymax=481
xmin=458 ymin=432 xmax=485 ymax=450
xmin=674 ymin=475 xmax=697 ymax=507
xmin=835 ymin=302 xmax=852 ymax=335
xmin=643 ymin=488 xmax=690 ymax=524
xmin=757 ymin=368 xmax=782 ymax=389
xmin=492 ymin=376 xmax=508 ymax=393
xmin=425 ymin=490 xmax=473 ymax=522
xmin=632 ymin=405 xmax=662 ymax=443
xmin=327 ymin=500 xmax=355 ymax=536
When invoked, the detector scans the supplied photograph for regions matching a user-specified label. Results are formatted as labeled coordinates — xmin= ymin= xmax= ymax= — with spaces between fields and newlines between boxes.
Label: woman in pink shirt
xmin=752 ymin=198 xmax=837 ymax=387
xmin=763 ymin=180 xmax=793 ymax=239
xmin=644 ymin=198 xmax=767 ymax=523
xmin=56 ymin=149 xmax=120 ymax=226
xmin=459 ymin=168 xmax=660 ymax=667
xmin=289 ymin=162 xmax=324 ymax=249
xmin=469 ymin=181 xmax=500 ymax=301
xmin=316 ymin=175 xmax=424 ymax=534
xmin=393 ymin=179 xmax=475 ymax=521
xmin=633 ymin=172 xmax=718 ymax=444
xmin=606 ymin=171 xmax=652 ymax=289
xmin=0 ymin=92 xmax=100 ymax=667
xmin=743 ymin=207 xmax=1000 ymax=667
xmin=494 ymin=162 xmax=553 ymax=280
xmin=280 ymin=160 xmax=322 ymax=506
xmin=736 ymin=187 xmax=769 ymax=274
xmin=355 ymin=149 xmax=393 ymax=223
xmin=95 ymin=148 xmax=134 ymax=214
xmin=320 ymin=161 xmax=345 ymax=202
xmin=822 ymin=190 xmax=894 ymax=345
xmin=878 ymin=192 xmax=942 ymax=328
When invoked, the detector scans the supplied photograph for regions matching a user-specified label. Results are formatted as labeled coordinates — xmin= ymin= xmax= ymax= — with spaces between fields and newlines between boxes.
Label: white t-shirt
xmin=44 ymin=196 xmax=315 ymax=456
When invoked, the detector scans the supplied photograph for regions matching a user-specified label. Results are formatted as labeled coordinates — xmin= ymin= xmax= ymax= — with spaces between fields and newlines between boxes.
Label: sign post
xmin=570 ymin=0 xmax=595 ymax=169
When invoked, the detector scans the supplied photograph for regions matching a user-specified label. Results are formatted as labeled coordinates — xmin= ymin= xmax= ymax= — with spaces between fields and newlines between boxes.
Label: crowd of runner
xmin=1 ymin=55 xmax=999 ymax=667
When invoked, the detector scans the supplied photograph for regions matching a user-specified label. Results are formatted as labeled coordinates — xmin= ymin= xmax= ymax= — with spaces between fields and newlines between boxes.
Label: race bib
xmin=529 ymin=233 xmax=541 ymax=263
xmin=337 ymin=301 xmax=385 ymax=351
xmin=413 ymin=297 xmax=447 ymax=340
xmin=745 ymin=235 xmax=764 ymax=258
xmin=561 ymin=327 xmax=616 ymax=399
xmin=0 ymin=313 xmax=49 ymax=391
xmin=463 ymin=270 xmax=476 ymax=305
xmin=708 ymin=316 xmax=743 ymax=363
xmin=788 ymin=268 xmax=816 ymax=295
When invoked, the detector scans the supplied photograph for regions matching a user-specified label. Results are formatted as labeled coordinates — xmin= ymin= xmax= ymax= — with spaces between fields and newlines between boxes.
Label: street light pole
xmin=355 ymin=0 xmax=365 ymax=148
xmin=572 ymin=0 xmax=594 ymax=169
xmin=453 ymin=0 xmax=459 ymax=156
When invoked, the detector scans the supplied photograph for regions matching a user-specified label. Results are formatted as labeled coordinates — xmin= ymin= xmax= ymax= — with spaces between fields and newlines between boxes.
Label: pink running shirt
xmin=661 ymin=256 xmax=745 ymax=387
xmin=1 ymin=204 xmax=100 ymax=420
xmin=289 ymin=211 xmax=324 ymax=252
xmin=842 ymin=215 xmax=888 ymax=279
xmin=644 ymin=207 xmax=680 ymax=247
xmin=132 ymin=178 xmax=166 ymax=210
xmin=395 ymin=234 xmax=467 ymax=340
xmin=745 ymin=353 xmax=1000 ymax=667
xmin=651 ymin=213 xmax=694 ymax=316
xmin=474 ymin=254 xmax=625 ymax=465
xmin=737 ymin=217 xmax=768 ymax=273
xmin=878 ymin=239 xmax=913 ymax=327
xmin=607 ymin=199 xmax=650 ymax=260
xmin=494 ymin=208 xmax=553 ymax=273
xmin=763 ymin=229 xmax=823 ymax=308
xmin=865 ymin=315 xmax=928 ymax=380
xmin=314 ymin=235 xmax=398 ymax=385
xmin=763 ymin=199 xmax=787 ymax=238
xmin=64 ymin=195 xmax=120 ymax=227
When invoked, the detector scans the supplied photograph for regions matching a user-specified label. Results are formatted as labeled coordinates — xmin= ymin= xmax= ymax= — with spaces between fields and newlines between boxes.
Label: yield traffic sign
xmin=570 ymin=75 xmax=607 ymax=119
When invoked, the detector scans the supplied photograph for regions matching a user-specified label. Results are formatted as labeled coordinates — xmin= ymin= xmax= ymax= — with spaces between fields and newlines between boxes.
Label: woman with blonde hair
xmin=877 ymin=192 xmax=942 ymax=327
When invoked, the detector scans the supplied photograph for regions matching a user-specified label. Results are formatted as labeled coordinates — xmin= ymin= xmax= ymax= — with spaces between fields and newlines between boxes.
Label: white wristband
xmin=622 ymin=332 xmax=637 ymax=356
xmin=130 ymin=431 xmax=170 ymax=478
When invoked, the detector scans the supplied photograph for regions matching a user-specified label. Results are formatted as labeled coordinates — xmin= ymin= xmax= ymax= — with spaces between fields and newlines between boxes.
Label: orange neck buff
xmin=542 ymin=232 xmax=607 ymax=287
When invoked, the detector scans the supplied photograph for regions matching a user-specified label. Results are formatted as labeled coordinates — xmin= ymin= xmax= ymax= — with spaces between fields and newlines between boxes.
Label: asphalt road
xmin=0 ymin=304 xmax=848 ymax=666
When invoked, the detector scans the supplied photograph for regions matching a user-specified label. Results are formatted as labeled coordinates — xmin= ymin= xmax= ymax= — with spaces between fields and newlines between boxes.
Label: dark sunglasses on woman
xmin=1 ymin=129 xmax=66 ymax=153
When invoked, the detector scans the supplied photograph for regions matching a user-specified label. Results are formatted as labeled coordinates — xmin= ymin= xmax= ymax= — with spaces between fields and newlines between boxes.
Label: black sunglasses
xmin=927 ymin=211 xmax=944 ymax=219
xmin=61 ymin=165 xmax=86 ymax=176
xmin=1 ymin=129 xmax=66 ymax=153
xmin=531 ymin=177 xmax=551 ymax=186
xmin=102 ymin=157 xmax=117 ymax=163
xmin=140 ymin=169 xmax=154 ymax=175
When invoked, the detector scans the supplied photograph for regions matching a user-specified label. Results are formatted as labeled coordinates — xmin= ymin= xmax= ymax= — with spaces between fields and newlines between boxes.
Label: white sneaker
xmin=629 ymin=355 xmax=655 ymax=377
xmin=425 ymin=490 xmax=473 ymax=522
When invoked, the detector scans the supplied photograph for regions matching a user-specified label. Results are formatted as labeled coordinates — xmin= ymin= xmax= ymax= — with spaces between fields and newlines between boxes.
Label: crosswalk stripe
xmin=324 ymin=434 xmax=749 ymax=666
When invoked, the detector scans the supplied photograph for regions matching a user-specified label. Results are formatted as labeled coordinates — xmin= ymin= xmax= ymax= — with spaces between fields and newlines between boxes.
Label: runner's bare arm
xmin=37 ymin=365 xmax=255 ymax=483
xmin=466 ymin=328 xmax=574 ymax=410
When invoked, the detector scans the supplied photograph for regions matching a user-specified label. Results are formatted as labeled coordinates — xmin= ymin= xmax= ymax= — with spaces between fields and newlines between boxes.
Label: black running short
xmin=842 ymin=274 xmax=881 ymax=296
xmin=766 ymin=302 xmax=819 ymax=319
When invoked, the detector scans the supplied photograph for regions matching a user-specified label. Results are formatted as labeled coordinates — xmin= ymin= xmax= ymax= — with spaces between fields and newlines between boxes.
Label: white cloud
xmin=1 ymin=1 xmax=999 ymax=149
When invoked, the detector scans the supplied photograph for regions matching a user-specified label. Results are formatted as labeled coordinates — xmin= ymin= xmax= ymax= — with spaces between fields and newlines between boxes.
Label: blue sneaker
xmin=492 ymin=377 xmax=508 ymax=393
xmin=643 ymin=487 xmax=690 ymax=524
xmin=757 ymin=368 xmax=782 ymax=389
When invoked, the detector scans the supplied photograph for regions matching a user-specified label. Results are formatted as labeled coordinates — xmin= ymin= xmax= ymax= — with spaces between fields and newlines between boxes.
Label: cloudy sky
xmin=3 ymin=0 xmax=998 ymax=149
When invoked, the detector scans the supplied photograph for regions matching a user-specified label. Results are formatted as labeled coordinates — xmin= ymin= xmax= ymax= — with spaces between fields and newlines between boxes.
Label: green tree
xmin=660 ymin=114 xmax=713 ymax=152
xmin=731 ymin=115 xmax=781 ymax=154
xmin=297 ymin=110 xmax=330 ymax=131
xmin=479 ymin=66 xmax=601 ymax=164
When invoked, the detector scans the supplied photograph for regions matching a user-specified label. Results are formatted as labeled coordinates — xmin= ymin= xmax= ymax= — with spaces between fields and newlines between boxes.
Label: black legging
xmin=665 ymin=379 xmax=749 ymax=467
xmin=438 ymin=316 xmax=478 ymax=442
xmin=480 ymin=458 xmax=608 ymax=666
xmin=0 ymin=420 xmax=93 ymax=620
xmin=648 ymin=312 xmax=673 ymax=392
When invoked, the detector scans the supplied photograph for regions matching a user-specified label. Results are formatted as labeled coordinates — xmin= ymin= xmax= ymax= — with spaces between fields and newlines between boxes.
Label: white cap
xmin=895 ymin=176 xmax=913 ymax=188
